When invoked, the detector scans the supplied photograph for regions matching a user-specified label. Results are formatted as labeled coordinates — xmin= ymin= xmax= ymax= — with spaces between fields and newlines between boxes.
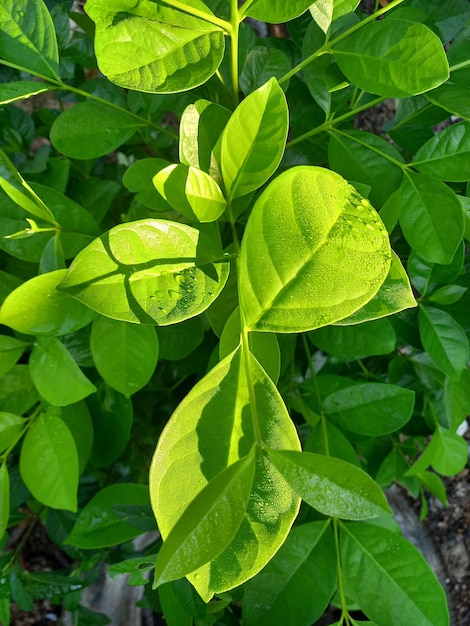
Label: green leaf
xmin=305 ymin=420 xmax=361 ymax=467
xmin=59 ymin=219 xmax=230 ymax=325
xmin=328 ymin=130 xmax=405 ymax=208
xmin=65 ymin=484 xmax=151 ymax=548
xmin=268 ymin=450 xmax=391 ymax=520
xmin=122 ymin=158 xmax=172 ymax=212
xmin=333 ymin=251 xmax=417 ymax=325
xmin=0 ymin=0 xmax=59 ymax=80
xmin=59 ymin=402 xmax=94 ymax=475
xmin=153 ymin=164 xmax=226 ymax=223
xmin=158 ymin=317 xmax=204 ymax=361
xmin=323 ymin=383 xmax=415 ymax=436
xmin=341 ymin=522 xmax=449 ymax=626
xmin=19 ymin=413 xmax=79 ymax=511
xmin=85 ymin=0 xmax=225 ymax=93
xmin=0 ymin=365 xmax=38 ymax=415
xmin=407 ymin=244 xmax=465 ymax=296
xmin=0 ymin=464 xmax=10 ymax=538
xmin=309 ymin=0 xmax=360 ymax=33
xmin=29 ymin=337 xmax=97 ymax=406
xmin=90 ymin=317 xmax=159 ymax=396
xmin=108 ymin=555 xmax=157 ymax=586
xmin=0 ymin=269 xmax=95 ymax=336
xmin=50 ymin=102 xmax=144 ymax=160
xmin=0 ymin=413 xmax=24 ymax=453
xmin=243 ymin=0 xmax=313 ymax=23
xmin=154 ymin=453 xmax=256 ymax=587
xmin=179 ymin=99 xmax=231 ymax=182
xmin=0 ymin=81 xmax=53 ymax=105
xmin=240 ymin=47 xmax=291 ymax=96
xmin=220 ymin=78 xmax=288 ymax=199
xmin=429 ymin=285 xmax=467 ymax=305
xmin=407 ymin=427 xmax=468 ymax=477
xmin=418 ymin=305 xmax=469 ymax=380
xmin=413 ymin=122 xmax=470 ymax=181
xmin=334 ymin=19 xmax=449 ymax=97
xmin=444 ymin=368 xmax=470 ymax=431
xmin=242 ymin=521 xmax=336 ymax=626
xmin=426 ymin=82 xmax=470 ymax=121
xmin=309 ymin=318 xmax=396 ymax=358
xmin=0 ymin=336 xmax=27 ymax=377
xmin=150 ymin=346 xmax=301 ymax=601
xmin=239 ymin=166 xmax=391 ymax=332
xmin=399 ymin=172 xmax=464 ymax=265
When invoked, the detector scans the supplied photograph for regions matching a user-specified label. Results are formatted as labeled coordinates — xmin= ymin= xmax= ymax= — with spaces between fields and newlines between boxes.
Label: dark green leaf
xmin=309 ymin=318 xmax=396 ymax=358
xmin=0 ymin=365 xmax=38 ymax=415
xmin=240 ymin=47 xmax=291 ymax=95
xmin=243 ymin=0 xmax=313 ymax=23
xmin=407 ymin=427 xmax=468 ymax=477
xmin=0 ymin=81 xmax=54 ymax=105
xmin=122 ymin=158 xmax=171 ymax=212
xmin=0 ymin=336 xmax=27 ymax=377
xmin=413 ymin=122 xmax=470 ymax=181
xmin=108 ymin=555 xmax=157 ymax=586
xmin=444 ymin=368 xmax=470 ymax=431
xmin=0 ymin=412 xmax=24 ymax=453
xmin=0 ymin=464 xmax=9 ymax=538
xmin=158 ymin=317 xmax=204 ymax=361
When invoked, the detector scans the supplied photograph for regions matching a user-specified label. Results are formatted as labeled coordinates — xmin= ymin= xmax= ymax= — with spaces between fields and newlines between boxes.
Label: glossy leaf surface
xmin=150 ymin=346 xmax=300 ymax=601
xmin=243 ymin=0 xmax=313 ymax=23
xmin=221 ymin=78 xmax=288 ymax=199
xmin=59 ymin=219 xmax=230 ymax=325
xmin=239 ymin=166 xmax=391 ymax=332
xmin=413 ymin=122 xmax=470 ymax=181
xmin=19 ymin=413 xmax=79 ymax=511
xmin=310 ymin=318 xmax=396 ymax=358
xmin=0 ymin=412 xmax=24 ymax=453
xmin=268 ymin=450 xmax=391 ymax=520
xmin=85 ymin=0 xmax=225 ymax=93
xmin=0 ymin=336 xmax=27 ymax=377
xmin=334 ymin=19 xmax=449 ymax=97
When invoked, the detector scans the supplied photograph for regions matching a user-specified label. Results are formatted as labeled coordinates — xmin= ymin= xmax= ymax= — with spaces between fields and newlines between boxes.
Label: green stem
xmin=302 ymin=335 xmax=330 ymax=456
xmin=449 ymin=59 xmax=470 ymax=73
xmin=279 ymin=0 xmax=406 ymax=85
xmin=286 ymin=95 xmax=385 ymax=149
xmin=230 ymin=0 xmax=240 ymax=108
xmin=160 ymin=0 xmax=232 ymax=32
xmin=333 ymin=518 xmax=351 ymax=624
xmin=238 ymin=0 xmax=257 ymax=21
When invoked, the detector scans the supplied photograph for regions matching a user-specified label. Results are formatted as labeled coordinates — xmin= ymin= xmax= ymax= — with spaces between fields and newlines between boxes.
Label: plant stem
xmin=302 ymin=335 xmax=330 ymax=456
xmin=160 ymin=0 xmax=231 ymax=32
xmin=230 ymin=0 xmax=240 ymax=107
xmin=286 ymin=95 xmax=385 ymax=148
xmin=333 ymin=518 xmax=351 ymax=624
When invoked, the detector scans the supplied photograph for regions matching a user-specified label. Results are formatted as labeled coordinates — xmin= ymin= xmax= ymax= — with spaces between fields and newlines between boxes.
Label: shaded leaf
xmin=0 ymin=81 xmax=53 ymax=105
xmin=413 ymin=122 xmax=470 ymax=181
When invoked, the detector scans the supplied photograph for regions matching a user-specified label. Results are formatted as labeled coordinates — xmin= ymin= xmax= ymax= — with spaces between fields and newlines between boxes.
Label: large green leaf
xmin=418 ymin=306 xmax=469 ymax=380
xmin=243 ymin=0 xmax=313 ymax=23
xmin=323 ymin=383 xmax=415 ymax=435
xmin=66 ymin=484 xmax=151 ymax=548
xmin=50 ymin=102 xmax=145 ymax=160
xmin=29 ymin=337 xmax=97 ymax=406
xmin=90 ymin=317 xmax=159 ymax=396
xmin=0 ymin=0 xmax=59 ymax=79
xmin=85 ymin=0 xmax=225 ymax=93
xmin=309 ymin=318 xmax=396 ymax=358
xmin=398 ymin=172 xmax=464 ymax=265
xmin=242 ymin=521 xmax=336 ymax=626
xmin=341 ymin=522 xmax=449 ymax=626
xmin=0 ymin=269 xmax=95 ymax=336
xmin=268 ymin=450 xmax=391 ymax=520
xmin=334 ymin=19 xmax=449 ymax=97
xmin=220 ymin=78 xmax=288 ymax=199
xmin=239 ymin=166 xmax=392 ymax=332
xmin=19 ymin=413 xmax=79 ymax=511
xmin=150 ymin=346 xmax=301 ymax=601
xmin=59 ymin=219 xmax=230 ymax=325
xmin=0 ymin=81 xmax=53 ymax=105
xmin=407 ymin=426 xmax=468 ymax=477
xmin=412 ymin=122 xmax=470 ymax=181
xmin=154 ymin=453 xmax=256 ymax=587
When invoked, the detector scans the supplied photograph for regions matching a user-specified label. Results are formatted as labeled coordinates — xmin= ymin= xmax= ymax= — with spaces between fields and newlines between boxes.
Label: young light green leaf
xmin=0 ymin=81 xmax=54 ymax=105
xmin=309 ymin=318 xmax=396 ymax=358
xmin=268 ymin=450 xmax=391 ymax=520
xmin=50 ymin=102 xmax=144 ymax=160
xmin=0 ymin=269 xmax=95 ymax=336
xmin=150 ymin=346 xmax=301 ymax=601
xmin=220 ymin=78 xmax=288 ymax=199
xmin=418 ymin=306 xmax=469 ymax=380
xmin=239 ymin=166 xmax=392 ymax=332
xmin=0 ymin=464 xmax=10 ymax=538
xmin=334 ymin=19 xmax=449 ymax=97
xmin=323 ymin=383 xmax=415 ymax=436
xmin=19 ymin=413 xmax=79 ymax=511
xmin=90 ymin=317 xmax=159 ymax=396
xmin=154 ymin=453 xmax=256 ymax=587
xmin=65 ymin=484 xmax=151 ymax=548
xmin=85 ymin=0 xmax=225 ymax=93
xmin=242 ymin=0 xmax=313 ymax=23
xmin=334 ymin=251 xmax=417 ymax=325
xmin=0 ymin=336 xmax=27 ymax=377
xmin=407 ymin=427 xmax=468 ymax=477
xmin=341 ymin=522 xmax=449 ymax=626
xmin=412 ymin=122 xmax=470 ymax=181
xmin=242 ymin=521 xmax=336 ymax=626
xmin=179 ymin=100 xmax=231 ymax=182
xmin=59 ymin=219 xmax=230 ymax=325
xmin=0 ymin=0 xmax=59 ymax=80
xmin=29 ymin=337 xmax=97 ymax=406
xmin=153 ymin=164 xmax=226 ymax=223
xmin=399 ymin=172 xmax=464 ymax=265
xmin=0 ymin=413 xmax=24 ymax=453
xmin=309 ymin=0 xmax=360 ymax=33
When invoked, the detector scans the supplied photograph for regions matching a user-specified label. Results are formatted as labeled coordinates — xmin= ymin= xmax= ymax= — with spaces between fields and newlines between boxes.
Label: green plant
xmin=1 ymin=0 xmax=469 ymax=624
